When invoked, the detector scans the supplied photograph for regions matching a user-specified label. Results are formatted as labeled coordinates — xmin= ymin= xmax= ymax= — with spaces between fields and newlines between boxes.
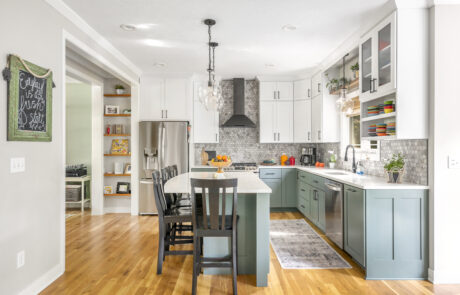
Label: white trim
xmin=428 ymin=268 xmax=434 ymax=282
xmin=45 ymin=0 xmax=142 ymax=77
xmin=63 ymin=31 xmax=139 ymax=86
xmin=18 ymin=263 xmax=63 ymax=295
xmin=104 ymin=207 xmax=131 ymax=214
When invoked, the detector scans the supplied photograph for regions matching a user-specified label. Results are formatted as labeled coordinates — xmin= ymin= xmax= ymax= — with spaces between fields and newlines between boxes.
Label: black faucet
xmin=344 ymin=145 xmax=357 ymax=173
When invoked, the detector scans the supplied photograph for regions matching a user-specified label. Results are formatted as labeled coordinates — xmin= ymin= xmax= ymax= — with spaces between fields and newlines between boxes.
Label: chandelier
xmin=198 ymin=19 xmax=223 ymax=111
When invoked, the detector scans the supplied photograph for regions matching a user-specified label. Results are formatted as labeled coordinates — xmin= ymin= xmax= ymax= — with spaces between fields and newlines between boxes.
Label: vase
xmin=386 ymin=169 xmax=403 ymax=183
xmin=116 ymin=89 xmax=125 ymax=95
xmin=329 ymin=162 xmax=336 ymax=169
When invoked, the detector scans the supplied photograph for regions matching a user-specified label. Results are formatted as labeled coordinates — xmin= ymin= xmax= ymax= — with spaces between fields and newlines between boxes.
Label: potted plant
xmin=350 ymin=63 xmax=359 ymax=79
xmin=329 ymin=152 xmax=337 ymax=169
xmin=115 ymin=84 xmax=125 ymax=95
xmin=384 ymin=153 xmax=405 ymax=183
xmin=325 ymin=74 xmax=340 ymax=94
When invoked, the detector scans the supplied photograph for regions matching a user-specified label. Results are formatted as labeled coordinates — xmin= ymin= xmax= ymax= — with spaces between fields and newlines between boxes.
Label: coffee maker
xmin=300 ymin=147 xmax=317 ymax=166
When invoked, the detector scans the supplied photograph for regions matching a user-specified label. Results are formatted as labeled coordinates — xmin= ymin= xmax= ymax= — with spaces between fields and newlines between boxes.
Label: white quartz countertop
xmin=164 ymin=172 xmax=272 ymax=194
xmin=295 ymin=167 xmax=429 ymax=190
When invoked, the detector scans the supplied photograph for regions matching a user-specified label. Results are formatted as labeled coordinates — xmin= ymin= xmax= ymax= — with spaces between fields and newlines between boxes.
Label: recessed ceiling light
xmin=153 ymin=62 xmax=166 ymax=67
xmin=144 ymin=39 xmax=167 ymax=47
xmin=135 ymin=23 xmax=156 ymax=29
xmin=265 ymin=63 xmax=275 ymax=68
xmin=120 ymin=24 xmax=137 ymax=31
xmin=282 ymin=24 xmax=297 ymax=31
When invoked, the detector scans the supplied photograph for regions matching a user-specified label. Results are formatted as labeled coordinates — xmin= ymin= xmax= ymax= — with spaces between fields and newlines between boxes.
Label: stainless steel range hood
xmin=222 ymin=78 xmax=256 ymax=128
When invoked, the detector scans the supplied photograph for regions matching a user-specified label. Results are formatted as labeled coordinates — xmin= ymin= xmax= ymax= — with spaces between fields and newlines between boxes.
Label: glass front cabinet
xmin=359 ymin=12 xmax=396 ymax=102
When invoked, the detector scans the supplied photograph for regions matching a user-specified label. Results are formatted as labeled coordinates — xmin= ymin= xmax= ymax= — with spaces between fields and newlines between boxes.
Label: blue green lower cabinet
xmin=282 ymin=168 xmax=297 ymax=207
xmin=310 ymin=188 xmax=319 ymax=224
xmin=365 ymin=189 xmax=428 ymax=279
xmin=191 ymin=167 xmax=218 ymax=172
xmin=344 ymin=185 xmax=366 ymax=267
xmin=317 ymin=190 xmax=326 ymax=231
xmin=262 ymin=178 xmax=282 ymax=208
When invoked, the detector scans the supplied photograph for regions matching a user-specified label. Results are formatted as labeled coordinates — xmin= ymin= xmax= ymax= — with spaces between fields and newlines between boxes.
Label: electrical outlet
xmin=17 ymin=251 xmax=25 ymax=269
xmin=448 ymin=156 xmax=460 ymax=169
xmin=10 ymin=157 xmax=25 ymax=173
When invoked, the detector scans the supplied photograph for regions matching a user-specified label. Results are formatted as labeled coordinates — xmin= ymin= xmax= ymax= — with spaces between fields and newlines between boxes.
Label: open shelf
xmin=104 ymin=173 xmax=131 ymax=177
xmin=362 ymin=135 xmax=396 ymax=141
xmin=104 ymin=193 xmax=131 ymax=197
xmin=104 ymin=114 xmax=131 ymax=117
xmin=362 ymin=112 xmax=396 ymax=122
xmin=104 ymin=134 xmax=131 ymax=137
xmin=104 ymin=153 xmax=131 ymax=157
xmin=104 ymin=94 xmax=131 ymax=97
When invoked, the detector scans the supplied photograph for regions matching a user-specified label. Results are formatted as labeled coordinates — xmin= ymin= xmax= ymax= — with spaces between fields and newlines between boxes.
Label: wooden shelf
xmin=362 ymin=135 xmax=396 ymax=141
xmin=104 ymin=154 xmax=131 ymax=157
xmin=104 ymin=114 xmax=131 ymax=117
xmin=104 ymin=193 xmax=131 ymax=197
xmin=104 ymin=173 xmax=131 ymax=177
xmin=104 ymin=94 xmax=131 ymax=97
xmin=362 ymin=112 xmax=396 ymax=122
xmin=104 ymin=134 xmax=131 ymax=137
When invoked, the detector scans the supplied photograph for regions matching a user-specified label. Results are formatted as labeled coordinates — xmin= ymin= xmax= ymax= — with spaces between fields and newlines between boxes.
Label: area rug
xmin=270 ymin=219 xmax=351 ymax=269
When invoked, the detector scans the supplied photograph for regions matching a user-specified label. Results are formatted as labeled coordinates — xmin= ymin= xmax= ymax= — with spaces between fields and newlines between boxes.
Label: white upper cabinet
xmin=311 ymin=72 xmax=322 ymax=97
xmin=311 ymin=95 xmax=322 ymax=142
xmin=259 ymin=81 xmax=293 ymax=101
xmin=140 ymin=77 xmax=191 ymax=121
xmin=294 ymin=99 xmax=312 ymax=143
xmin=294 ymin=79 xmax=312 ymax=100
xmin=259 ymin=100 xmax=293 ymax=143
xmin=193 ymin=82 xmax=219 ymax=143
xmin=359 ymin=13 xmax=396 ymax=102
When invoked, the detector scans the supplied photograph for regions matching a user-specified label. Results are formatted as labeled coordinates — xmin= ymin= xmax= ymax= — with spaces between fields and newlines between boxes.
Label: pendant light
xmin=198 ymin=19 xmax=223 ymax=111
xmin=336 ymin=53 xmax=349 ymax=110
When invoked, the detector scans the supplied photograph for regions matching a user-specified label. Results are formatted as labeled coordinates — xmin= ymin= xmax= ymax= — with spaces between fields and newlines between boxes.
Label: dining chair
xmin=190 ymin=178 xmax=238 ymax=295
xmin=152 ymin=170 xmax=193 ymax=274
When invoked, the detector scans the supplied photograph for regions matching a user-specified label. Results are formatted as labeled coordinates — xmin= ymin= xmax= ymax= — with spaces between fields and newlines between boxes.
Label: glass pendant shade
xmin=198 ymin=81 xmax=223 ymax=111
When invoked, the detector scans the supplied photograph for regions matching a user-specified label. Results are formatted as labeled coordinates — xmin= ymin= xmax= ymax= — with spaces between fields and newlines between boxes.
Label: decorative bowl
xmin=208 ymin=161 xmax=232 ymax=173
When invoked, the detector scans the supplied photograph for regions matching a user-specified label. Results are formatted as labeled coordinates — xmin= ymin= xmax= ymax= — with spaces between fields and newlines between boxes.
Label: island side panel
xmin=203 ymin=193 xmax=257 ymax=275
xmin=256 ymin=192 xmax=270 ymax=287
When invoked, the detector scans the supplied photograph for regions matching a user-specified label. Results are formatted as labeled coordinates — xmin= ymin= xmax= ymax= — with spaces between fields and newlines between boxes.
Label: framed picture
xmin=6 ymin=55 xmax=53 ymax=141
xmin=111 ymin=139 xmax=129 ymax=154
xmin=124 ymin=164 xmax=132 ymax=175
xmin=104 ymin=186 xmax=113 ymax=194
xmin=105 ymin=105 xmax=119 ymax=115
xmin=116 ymin=182 xmax=130 ymax=194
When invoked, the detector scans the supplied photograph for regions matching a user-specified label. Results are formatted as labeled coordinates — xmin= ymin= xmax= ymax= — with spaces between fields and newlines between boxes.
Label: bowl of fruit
xmin=208 ymin=155 xmax=232 ymax=173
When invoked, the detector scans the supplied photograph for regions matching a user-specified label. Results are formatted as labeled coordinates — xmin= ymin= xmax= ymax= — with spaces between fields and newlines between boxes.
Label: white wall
xmin=0 ymin=1 xmax=139 ymax=294
xmin=429 ymin=4 xmax=460 ymax=284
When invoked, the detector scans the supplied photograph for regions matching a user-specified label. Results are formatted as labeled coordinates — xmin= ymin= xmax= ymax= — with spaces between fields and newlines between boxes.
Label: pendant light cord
xmin=208 ymin=24 xmax=212 ymax=86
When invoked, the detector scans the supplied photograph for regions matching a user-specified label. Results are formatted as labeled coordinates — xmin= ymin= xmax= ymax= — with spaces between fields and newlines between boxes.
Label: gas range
xmin=223 ymin=162 xmax=258 ymax=172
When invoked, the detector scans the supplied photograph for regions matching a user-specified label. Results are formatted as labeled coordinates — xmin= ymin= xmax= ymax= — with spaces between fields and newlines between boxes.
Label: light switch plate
xmin=10 ymin=157 xmax=25 ymax=173
xmin=448 ymin=156 xmax=460 ymax=169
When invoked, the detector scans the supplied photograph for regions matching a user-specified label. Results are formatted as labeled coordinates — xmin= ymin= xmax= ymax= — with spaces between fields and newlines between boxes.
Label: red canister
xmin=289 ymin=156 xmax=295 ymax=165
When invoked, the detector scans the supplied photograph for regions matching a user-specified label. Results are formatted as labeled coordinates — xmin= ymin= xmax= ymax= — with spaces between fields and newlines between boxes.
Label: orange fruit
xmin=222 ymin=155 xmax=227 ymax=161
xmin=217 ymin=155 xmax=222 ymax=160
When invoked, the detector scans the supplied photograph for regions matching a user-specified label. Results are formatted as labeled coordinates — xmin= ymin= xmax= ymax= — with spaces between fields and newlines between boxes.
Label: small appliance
xmin=300 ymin=147 xmax=317 ymax=166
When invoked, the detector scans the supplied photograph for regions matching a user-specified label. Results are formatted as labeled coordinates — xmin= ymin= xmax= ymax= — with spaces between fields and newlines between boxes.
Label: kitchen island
xmin=164 ymin=172 xmax=272 ymax=287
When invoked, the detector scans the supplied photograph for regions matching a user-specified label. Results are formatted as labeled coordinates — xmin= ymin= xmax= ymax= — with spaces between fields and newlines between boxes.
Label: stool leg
xmin=157 ymin=223 xmax=165 ymax=274
xmin=232 ymin=231 xmax=238 ymax=294
xmin=192 ymin=236 xmax=199 ymax=295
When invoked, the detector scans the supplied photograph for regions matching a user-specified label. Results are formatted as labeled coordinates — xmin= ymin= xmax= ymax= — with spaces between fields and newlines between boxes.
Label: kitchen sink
xmin=325 ymin=172 xmax=349 ymax=176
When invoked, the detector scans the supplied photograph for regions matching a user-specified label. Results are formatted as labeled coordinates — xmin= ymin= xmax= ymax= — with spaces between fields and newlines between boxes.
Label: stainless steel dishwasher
xmin=324 ymin=179 xmax=344 ymax=249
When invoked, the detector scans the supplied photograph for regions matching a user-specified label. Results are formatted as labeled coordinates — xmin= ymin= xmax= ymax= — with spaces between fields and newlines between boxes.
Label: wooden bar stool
xmin=152 ymin=170 xmax=193 ymax=274
xmin=190 ymin=178 xmax=238 ymax=295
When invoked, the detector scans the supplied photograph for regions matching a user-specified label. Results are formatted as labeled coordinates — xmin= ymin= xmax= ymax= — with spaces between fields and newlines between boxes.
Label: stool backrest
xmin=152 ymin=170 xmax=167 ymax=218
xmin=171 ymin=165 xmax=179 ymax=177
xmin=190 ymin=178 xmax=238 ymax=231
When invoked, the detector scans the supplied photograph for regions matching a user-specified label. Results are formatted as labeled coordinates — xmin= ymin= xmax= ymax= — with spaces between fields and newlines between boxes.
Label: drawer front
xmin=297 ymin=170 xmax=311 ymax=183
xmin=307 ymin=174 xmax=325 ymax=190
xmin=297 ymin=181 xmax=309 ymax=198
xmin=260 ymin=168 xmax=281 ymax=179
xmin=298 ymin=196 xmax=307 ymax=216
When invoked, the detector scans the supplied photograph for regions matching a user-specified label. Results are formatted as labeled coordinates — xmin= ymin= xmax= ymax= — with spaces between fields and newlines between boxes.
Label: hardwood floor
xmin=42 ymin=211 xmax=459 ymax=295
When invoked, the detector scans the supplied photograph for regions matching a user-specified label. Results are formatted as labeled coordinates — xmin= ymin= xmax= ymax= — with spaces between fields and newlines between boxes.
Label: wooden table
xmin=66 ymin=175 xmax=91 ymax=212
xmin=164 ymin=171 xmax=272 ymax=287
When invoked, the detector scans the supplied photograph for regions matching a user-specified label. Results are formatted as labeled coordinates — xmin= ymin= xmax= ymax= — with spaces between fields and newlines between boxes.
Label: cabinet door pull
xmin=318 ymin=83 xmax=321 ymax=93
xmin=161 ymin=110 xmax=164 ymax=118
xmin=278 ymin=91 xmax=280 ymax=100
xmin=215 ymin=133 xmax=218 ymax=142
xmin=369 ymin=78 xmax=373 ymax=93
xmin=313 ymin=180 xmax=318 ymax=183
xmin=277 ymin=132 xmax=280 ymax=141
xmin=347 ymin=188 xmax=357 ymax=193
xmin=300 ymin=205 xmax=305 ymax=209
xmin=308 ymin=131 xmax=311 ymax=141
xmin=273 ymin=91 xmax=276 ymax=100
xmin=274 ymin=132 xmax=276 ymax=141
xmin=301 ymin=189 xmax=306 ymax=192
xmin=165 ymin=109 xmax=168 ymax=118
xmin=318 ymin=130 xmax=321 ymax=141
xmin=372 ymin=79 xmax=377 ymax=93
xmin=308 ymin=89 xmax=311 ymax=98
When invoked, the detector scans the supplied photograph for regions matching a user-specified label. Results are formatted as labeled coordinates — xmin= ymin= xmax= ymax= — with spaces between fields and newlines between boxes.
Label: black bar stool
xmin=190 ymin=178 xmax=238 ymax=295
xmin=152 ymin=170 xmax=193 ymax=274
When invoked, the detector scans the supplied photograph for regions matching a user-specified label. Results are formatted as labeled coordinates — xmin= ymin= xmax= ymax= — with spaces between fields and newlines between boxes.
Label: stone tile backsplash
xmin=194 ymin=79 xmax=428 ymax=185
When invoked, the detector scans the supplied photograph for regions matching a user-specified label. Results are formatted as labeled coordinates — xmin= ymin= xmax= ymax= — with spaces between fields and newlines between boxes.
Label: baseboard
xmin=429 ymin=268 xmax=460 ymax=284
xmin=104 ymin=207 xmax=131 ymax=214
xmin=19 ymin=263 xmax=63 ymax=295
xmin=428 ymin=268 xmax=434 ymax=282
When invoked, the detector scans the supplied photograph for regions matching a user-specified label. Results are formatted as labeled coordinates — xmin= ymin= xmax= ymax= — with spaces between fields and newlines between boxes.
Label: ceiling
xmin=63 ymin=0 xmax=388 ymax=78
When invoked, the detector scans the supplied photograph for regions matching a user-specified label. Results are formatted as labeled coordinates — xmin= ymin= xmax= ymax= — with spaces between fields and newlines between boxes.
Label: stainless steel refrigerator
xmin=139 ymin=121 xmax=189 ymax=215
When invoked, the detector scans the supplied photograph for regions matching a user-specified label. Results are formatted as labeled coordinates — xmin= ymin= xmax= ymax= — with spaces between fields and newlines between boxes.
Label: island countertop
xmin=164 ymin=171 xmax=272 ymax=194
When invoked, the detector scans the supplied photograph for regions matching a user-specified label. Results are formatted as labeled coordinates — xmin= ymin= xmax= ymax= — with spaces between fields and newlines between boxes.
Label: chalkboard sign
xmin=6 ymin=55 xmax=52 ymax=141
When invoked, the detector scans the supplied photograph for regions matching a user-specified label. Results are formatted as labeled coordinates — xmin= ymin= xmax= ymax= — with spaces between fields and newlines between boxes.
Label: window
xmin=341 ymin=112 xmax=380 ymax=162
xmin=349 ymin=115 xmax=361 ymax=148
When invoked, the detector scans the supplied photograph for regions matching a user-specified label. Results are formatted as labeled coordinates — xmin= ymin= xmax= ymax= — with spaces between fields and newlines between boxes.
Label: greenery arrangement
xmin=325 ymin=74 xmax=339 ymax=92
xmin=330 ymin=153 xmax=336 ymax=163
xmin=384 ymin=153 xmax=405 ymax=171
xmin=350 ymin=62 xmax=359 ymax=72
xmin=115 ymin=84 xmax=125 ymax=90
